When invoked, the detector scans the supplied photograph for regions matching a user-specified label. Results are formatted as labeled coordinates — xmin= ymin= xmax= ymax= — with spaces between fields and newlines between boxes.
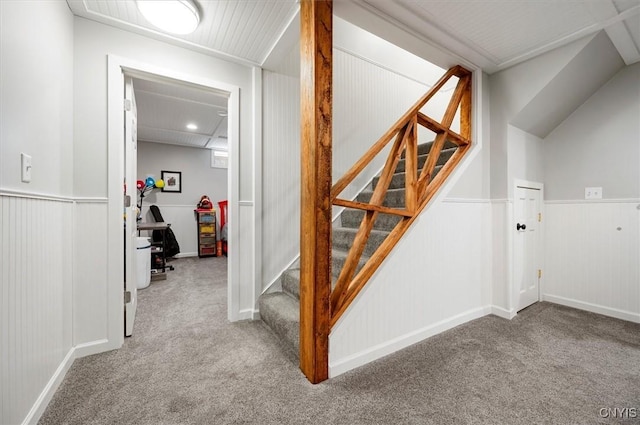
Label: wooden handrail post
xmin=299 ymin=0 xmax=332 ymax=384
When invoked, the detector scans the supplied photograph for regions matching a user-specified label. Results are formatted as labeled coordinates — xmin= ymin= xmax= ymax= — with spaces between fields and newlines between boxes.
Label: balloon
xmin=136 ymin=180 xmax=145 ymax=190
xmin=145 ymin=177 xmax=155 ymax=187
xmin=155 ymin=179 xmax=165 ymax=188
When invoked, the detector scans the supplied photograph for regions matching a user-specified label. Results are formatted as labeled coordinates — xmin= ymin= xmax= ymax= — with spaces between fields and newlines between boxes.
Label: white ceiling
xmin=356 ymin=0 xmax=640 ymax=73
xmin=133 ymin=77 xmax=228 ymax=150
xmin=67 ymin=0 xmax=299 ymax=66
xmin=67 ymin=0 xmax=640 ymax=148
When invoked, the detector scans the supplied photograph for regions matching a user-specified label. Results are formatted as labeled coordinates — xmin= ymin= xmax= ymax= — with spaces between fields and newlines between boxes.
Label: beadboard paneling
xmin=329 ymin=201 xmax=492 ymax=376
xmin=74 ymin=202 xmax=109 ymax=348
xmin=262 ymin=45 xmax=301 ymax=288
xmin=543 ymin=201 xmax=640 ymax=322
xmin=0 ymin=195 xmax=73 ymax=425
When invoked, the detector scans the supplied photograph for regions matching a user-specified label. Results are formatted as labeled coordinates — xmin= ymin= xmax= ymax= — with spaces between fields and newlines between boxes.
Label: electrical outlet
xmin=21 ymin=153 xmax=32 ymax=183
xmin=585 ymin=187 xmax=602 ymax=199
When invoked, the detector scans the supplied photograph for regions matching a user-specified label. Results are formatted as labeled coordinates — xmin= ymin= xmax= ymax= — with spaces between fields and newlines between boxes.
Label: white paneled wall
xmin=490 ymin=200 xmax=513 ymax=318
xmin=262 ymin=46 xmax=301 ymax=287
xmin=261 ymin=45 xmax=449 ymax=289
xmin=333 ymin=48 xmax=429 ymax=202
xmin=543 ymin=201 xmax=640 ymax=322
xmin=330 ymin=200 xmax=492 ymax=377
xmin=74 ymin=201 xmax=109 ymax=351
xmin=0 ymin=195 xmax=74 ymax=425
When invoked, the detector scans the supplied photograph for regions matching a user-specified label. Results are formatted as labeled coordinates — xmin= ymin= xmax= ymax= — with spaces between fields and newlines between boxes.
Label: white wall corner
xmin=490 ymin=305 xmax=517 ymax=320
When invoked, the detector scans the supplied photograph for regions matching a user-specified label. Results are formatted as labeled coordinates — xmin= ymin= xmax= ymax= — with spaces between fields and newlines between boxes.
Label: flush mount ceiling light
xmin=186 ymin=123 xmax=198 ymax=130
xmin=136 ymin=0 xmax=200 ymax=35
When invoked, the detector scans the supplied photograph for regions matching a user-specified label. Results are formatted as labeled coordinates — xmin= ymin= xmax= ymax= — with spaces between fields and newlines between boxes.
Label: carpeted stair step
xmin=281 ymin=269 xmax=302 ymax=300
xmin=395 ymin=146 xmax=456 ymax=173
xmin=372 ymin=165 xmax=442 ymax=190
xmin=341 ymin=209 xmax=403 ymax=231
xmin=281 ymin=268 xmax=339 ymax=301
xmin=258 ymin=292 xmax=300 ymax=356
xmin=401 ymin=139 xmax=457 ymax=158
xmin=333 ymin=227 xmax=390 ymax=257
xmin=356 ymin=188 xmax=406 ymax=208
xmin=332 ymin=248 xmax=370 ymax=279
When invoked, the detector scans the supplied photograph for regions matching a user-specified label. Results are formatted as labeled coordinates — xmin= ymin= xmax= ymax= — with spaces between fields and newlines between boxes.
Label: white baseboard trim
xmin=490 ymin=305 xmax=517 ymax=320
xmin=22 ymin=347 xmax=76 ymax=425
xmin=74 ymin=339 xmax=112 ymax=358
xmin=543 ymin=294 xmax=640 ymax=323
xmin=237 ymin=308 xmax=259 ymax=321
xmin=329 ymin=306 xmax=491 ymax=378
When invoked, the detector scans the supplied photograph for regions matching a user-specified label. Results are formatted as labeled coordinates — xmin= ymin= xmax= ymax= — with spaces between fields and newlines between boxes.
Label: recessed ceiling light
xmin=136 ymin=0 xmax=200 ymax=35
xmin=217 ymin=111 xmax=228 ymax=117
xmin=186 ymin=123 xmax=198 ymax=130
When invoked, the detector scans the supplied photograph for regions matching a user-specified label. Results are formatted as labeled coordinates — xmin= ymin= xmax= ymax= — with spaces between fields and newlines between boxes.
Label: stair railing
xmin=329 ymin=65 xmax=473 ymax=326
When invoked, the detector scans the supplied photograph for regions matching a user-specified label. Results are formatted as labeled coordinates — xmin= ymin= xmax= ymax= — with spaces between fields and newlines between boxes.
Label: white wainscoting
xmin=238 ymin=203 xmax=257 ymax=319
xmin=73 ymin=200 xmax=110 ymax=354
xmin=543 ymin=200 xmax=640 ymax=323
xmin=329 ymin=200 xmax=492 ymax=377
xmin=262 ymin=46 xmax=301 ymax=290
xmin=0 ymin=193 xmax=74 ymax=425
xmin=490 ymin=199 xmax=516 ymax=318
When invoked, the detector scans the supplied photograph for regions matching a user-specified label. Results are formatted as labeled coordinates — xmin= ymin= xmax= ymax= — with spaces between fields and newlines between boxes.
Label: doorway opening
xmin=107 ymin=55 xmax=241 ymax=349
xmin=513 ymin=180 xmax=544 ymax=313
xmin=130 ymin=75 xmax=230 ymax=335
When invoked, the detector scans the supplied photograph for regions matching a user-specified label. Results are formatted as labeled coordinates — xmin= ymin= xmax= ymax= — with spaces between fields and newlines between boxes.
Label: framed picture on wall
xmin=161 ymin=170 xmax=182 ymax=193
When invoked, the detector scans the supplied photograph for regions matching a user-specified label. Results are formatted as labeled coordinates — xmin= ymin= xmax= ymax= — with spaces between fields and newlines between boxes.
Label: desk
xmin=137 ymin=222 xmax=173 ymax=280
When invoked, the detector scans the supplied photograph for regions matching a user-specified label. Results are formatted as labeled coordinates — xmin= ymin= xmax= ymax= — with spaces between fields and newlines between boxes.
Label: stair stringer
xmin=328 ymin=142 xmax=490 ymax=377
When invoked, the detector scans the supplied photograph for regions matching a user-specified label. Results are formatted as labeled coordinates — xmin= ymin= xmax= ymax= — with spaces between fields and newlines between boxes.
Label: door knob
xmin=517 ymin=223 xmax=526 ymax=231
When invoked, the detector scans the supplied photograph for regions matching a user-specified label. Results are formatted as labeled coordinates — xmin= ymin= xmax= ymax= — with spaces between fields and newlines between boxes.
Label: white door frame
xmin=510 ymin=179 xmax=544 ymax=315
xmin=106 ymin=55 xmax=241 ymax=350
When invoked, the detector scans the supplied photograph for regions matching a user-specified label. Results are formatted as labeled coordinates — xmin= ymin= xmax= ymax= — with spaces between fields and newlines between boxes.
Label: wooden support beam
xmin=299 ymin=0 xmax=332 ymax=384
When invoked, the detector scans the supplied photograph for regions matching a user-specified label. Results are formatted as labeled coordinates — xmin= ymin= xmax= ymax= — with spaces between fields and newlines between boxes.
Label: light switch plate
xmin=585 ymin=187 xmax=602 ymax=199
xmin=21 ymin=153 xmax=32 ymax=183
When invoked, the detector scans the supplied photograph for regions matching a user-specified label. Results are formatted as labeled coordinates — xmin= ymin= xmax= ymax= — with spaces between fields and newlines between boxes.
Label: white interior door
xmin=514 ymin=185 xmax=542 ymax=311
xmin=124 ymin=76 xmax=138 ymax=336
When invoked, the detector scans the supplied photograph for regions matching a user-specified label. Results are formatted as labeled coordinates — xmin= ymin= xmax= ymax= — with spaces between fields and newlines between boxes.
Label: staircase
xmin=259 ymin=140 xmax=459 ymax=357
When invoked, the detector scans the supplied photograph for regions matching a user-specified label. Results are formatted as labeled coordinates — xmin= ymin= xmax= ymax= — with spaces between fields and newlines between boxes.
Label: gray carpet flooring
xmin=39 ymin=257 xmax=640 ymax=425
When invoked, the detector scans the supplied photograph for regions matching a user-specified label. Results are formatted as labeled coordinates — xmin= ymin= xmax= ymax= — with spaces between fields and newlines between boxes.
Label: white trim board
xmin=543 ymin=294 xmax=640 ymax=324
xmin=545 ymin=198 xmax=640 ymax=204
xmin=0 ymin=189 xmax=74 ymax=203
xmin=329 ymin=306 xmax=491 ymax=378
xmin=21 ymin=348 xmax=75 ymax=425
xmin=491 ymin=305 xmax=517 ymax=320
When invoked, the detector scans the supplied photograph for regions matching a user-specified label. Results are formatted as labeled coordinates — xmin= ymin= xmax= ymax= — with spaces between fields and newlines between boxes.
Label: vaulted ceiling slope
xmin=67 ymin=0 xmax=640 ymax=73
